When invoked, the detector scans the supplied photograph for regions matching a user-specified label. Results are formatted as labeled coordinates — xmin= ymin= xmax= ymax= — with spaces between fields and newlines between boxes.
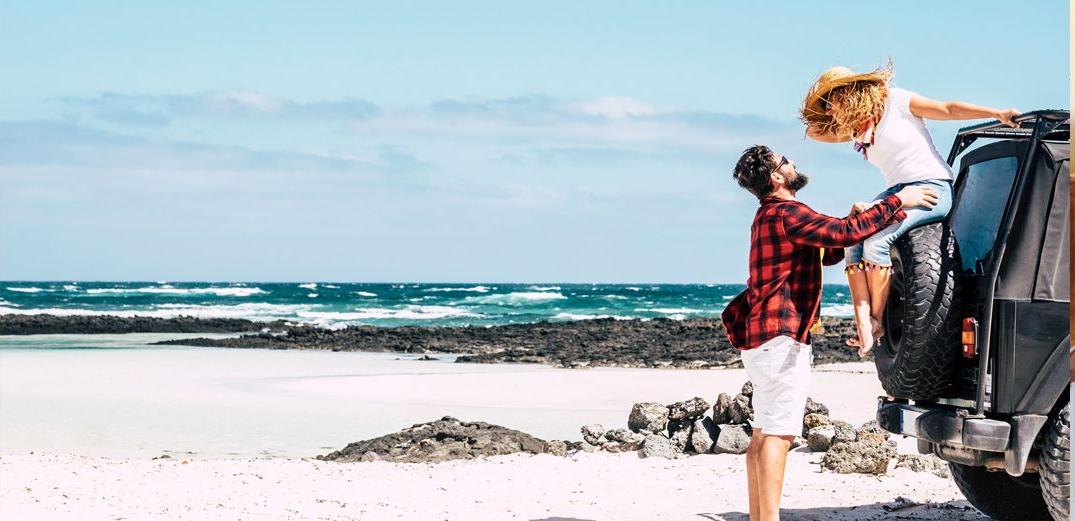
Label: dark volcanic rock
xmin=726 ymin=394 xmax=754 ymax=424
xmin=712 ymin=393 xmax=734 ymax=424
xmin=581 ymin=424 xmax=607 ymax=446
xmin=640 ymin=434 xmax=679 ymax=459
xmin=141 ymin=316 xmax=865 ymax=370
xmin=804 ymin=397 xmax=830 ymax=417
xmin=690 ymin=417 xmax=719 ymax=454
xmin=668 ymin=397 xmax=711 ymax=421
xmin=895 ymin=454 xmax=951 ymax=478
xmin=670 ymin=428 xmax=691 ymax=452
xmin=831 ymin=420 xmax=858 ymax=445
xmin=714 ymin=424 xmax=751 ymax=455
xmin=821 ymin=440 xmax=897 ymax=475
xmin=317 ymin=416 xmax=548 ymax=463
xmin=0 ymin=314 xmax=285 ymax=335
xmin=603 ymin=428 xmax=645 ymax=452
xmin=628 ymin=402 xmax=669 ymax=435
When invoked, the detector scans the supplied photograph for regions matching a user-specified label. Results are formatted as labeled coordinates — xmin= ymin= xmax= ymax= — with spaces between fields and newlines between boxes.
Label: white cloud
xmin=575 ymin=96 xmax=661 ymax=119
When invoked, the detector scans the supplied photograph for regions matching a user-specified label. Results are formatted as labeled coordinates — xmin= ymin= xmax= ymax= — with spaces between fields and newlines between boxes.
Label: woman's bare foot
xmin=848 ymin=319 xmax=874 ymax=353
xmin=857 ymin=318 xmax=884 ymax=357
xmin=871 ymin=316 xmax=885 ymax=341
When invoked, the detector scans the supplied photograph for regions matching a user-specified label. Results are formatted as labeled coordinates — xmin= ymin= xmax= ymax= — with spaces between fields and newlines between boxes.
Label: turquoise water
xmin=0 ymin=281 xmax=852 ymax=328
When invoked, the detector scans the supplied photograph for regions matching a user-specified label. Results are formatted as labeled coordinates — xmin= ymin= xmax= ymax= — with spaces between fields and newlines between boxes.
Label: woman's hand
xmin=995 ymin=108 xmax=1020 ymax=128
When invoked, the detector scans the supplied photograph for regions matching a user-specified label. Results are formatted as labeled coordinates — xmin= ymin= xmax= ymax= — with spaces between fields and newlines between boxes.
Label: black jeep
xmin=872 ymin=110 xmax=1070 ymax=520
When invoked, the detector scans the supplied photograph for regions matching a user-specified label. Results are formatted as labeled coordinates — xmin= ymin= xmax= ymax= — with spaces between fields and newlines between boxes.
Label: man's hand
xmin=895 ymin=185 xmax=940 ymax=209
xmin=847 ymin=201 xmax=871 ymax=217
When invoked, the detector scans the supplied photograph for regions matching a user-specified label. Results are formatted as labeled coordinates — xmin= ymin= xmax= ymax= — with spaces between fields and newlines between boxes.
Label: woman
xmin=800 ymin=62 xmax=1020 ymax=356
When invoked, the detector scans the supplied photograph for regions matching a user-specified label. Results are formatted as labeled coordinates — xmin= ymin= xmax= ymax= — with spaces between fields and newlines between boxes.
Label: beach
xmin=0 ymin=331 xmax=985 ymax=519
xmin=1 ymin=450 xmax=985 ymax=521
xmin=1 ymin=333 xmax=884 ymax=457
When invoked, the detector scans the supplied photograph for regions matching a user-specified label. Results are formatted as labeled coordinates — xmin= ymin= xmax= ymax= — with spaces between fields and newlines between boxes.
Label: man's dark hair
xmin=733 ymin=145 xmax=777 ymax=199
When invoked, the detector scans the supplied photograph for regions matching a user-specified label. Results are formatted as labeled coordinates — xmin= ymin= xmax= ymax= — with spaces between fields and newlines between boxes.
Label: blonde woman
xmin=800 ymin=63 xmax=1019 ymax=355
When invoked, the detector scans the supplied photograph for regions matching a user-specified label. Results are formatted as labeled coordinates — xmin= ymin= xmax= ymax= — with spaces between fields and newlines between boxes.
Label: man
xmin=721 ymin=145 xmax=939 ymax=521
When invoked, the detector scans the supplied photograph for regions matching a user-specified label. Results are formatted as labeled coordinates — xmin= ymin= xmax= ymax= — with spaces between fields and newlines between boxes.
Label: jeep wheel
xmin=949 ymin=462 xmax=1051 ymax=520
xmin=874 ymin=222 xmax=962 ymax=399
xmin=1039 ymin=401 xmax=1070 ymax=521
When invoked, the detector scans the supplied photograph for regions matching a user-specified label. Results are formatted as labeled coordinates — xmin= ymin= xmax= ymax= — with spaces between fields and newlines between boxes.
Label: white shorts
xmin=739 ymin=335 xmax=813 ymax=436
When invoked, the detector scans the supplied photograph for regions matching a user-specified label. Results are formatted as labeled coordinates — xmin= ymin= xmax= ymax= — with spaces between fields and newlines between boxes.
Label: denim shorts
xmin=845 ymin=179 xmax=953 ymax=267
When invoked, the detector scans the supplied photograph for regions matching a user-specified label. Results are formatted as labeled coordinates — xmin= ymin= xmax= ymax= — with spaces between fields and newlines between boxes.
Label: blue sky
xmin=0 ymin=1 xmax=1068 ymax=282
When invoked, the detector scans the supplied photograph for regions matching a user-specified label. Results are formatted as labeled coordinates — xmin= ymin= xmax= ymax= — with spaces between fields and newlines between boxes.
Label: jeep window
xmin=949 ymin=156 xmax=1019 ymax=273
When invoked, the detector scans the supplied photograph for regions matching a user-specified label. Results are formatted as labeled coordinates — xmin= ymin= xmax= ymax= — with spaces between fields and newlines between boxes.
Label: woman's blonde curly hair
xmin=800 ymin=62 xmax=894 ymax=140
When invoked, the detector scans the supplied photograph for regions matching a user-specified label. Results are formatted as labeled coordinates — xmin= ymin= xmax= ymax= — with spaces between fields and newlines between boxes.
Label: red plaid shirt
xmin=722 ymin=194 xmax=905 ymax=350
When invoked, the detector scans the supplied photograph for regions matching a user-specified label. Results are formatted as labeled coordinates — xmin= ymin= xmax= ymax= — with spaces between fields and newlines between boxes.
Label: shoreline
xmin=0 ymin=313 xmax=869 ymax=369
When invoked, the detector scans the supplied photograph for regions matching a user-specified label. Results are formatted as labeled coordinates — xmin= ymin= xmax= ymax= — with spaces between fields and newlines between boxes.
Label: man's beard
xmin=787 ymin=171 xmax=810 ymax=192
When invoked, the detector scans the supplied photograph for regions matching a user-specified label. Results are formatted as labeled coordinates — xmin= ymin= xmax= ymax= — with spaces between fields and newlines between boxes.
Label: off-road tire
xmin=1039 ymin=401 xmax=1071 ymax=521
xmin=875 ymin=222 xmax=962 ymax=399
xmin=949 ymin=462 xmax=1051 ymax=520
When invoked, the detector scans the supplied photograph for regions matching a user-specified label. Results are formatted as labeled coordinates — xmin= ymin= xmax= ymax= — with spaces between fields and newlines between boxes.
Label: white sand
xmin=0 ymin=340 xmax=904 ymax=458
xmin=3 ymin=338 xmax=986 ymax=519
xmin=1 ymin=450 xmax=986 ymax=520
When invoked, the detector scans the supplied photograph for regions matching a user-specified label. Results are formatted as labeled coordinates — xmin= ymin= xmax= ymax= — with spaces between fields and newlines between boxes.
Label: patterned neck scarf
xmin=852 ymin=118 xmax=876 ymax=159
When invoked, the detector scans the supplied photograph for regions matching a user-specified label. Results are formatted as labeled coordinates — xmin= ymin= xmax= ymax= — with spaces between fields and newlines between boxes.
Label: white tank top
xmin=860 ymin=87 xmax=954 ymax=187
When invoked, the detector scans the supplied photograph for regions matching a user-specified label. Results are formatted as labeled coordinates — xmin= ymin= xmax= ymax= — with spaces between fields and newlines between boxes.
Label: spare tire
xmin=875 ymin=221 xmax=962 ymax=399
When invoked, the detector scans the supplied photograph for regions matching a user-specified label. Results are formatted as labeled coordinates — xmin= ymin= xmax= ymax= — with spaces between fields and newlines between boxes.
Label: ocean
xmin=0 ymin=281 xmax=854 ymax=328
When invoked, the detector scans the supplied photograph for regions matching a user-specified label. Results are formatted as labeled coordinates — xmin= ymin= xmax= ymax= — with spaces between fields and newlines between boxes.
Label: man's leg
xmin=756 ymin=433 xmax=794 ymax=521
xmin=746 ymin=428 xmax=763 ymax=520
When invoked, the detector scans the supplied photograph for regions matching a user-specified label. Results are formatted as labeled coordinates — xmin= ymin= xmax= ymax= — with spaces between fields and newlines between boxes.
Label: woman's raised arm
xmin=909 ymin=93 xmax=1020 ymax=128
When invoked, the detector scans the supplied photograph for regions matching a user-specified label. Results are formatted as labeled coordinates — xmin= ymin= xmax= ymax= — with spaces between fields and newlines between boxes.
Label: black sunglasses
xmin=772 ymin=156 xmax=789 ymax=174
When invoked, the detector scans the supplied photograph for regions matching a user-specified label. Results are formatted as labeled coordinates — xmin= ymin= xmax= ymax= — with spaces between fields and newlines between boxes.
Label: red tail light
xmin=962 ymin=318 xmax=978 ymax=358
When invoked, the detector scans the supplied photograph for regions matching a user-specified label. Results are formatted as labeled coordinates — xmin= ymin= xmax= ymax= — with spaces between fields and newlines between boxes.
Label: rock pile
xmin=318 ymin=382 xmax=946 ymax=478
xmin=580 ymin=381 xmax=936 ymax=477
xmin=581 ymin=381 xmax=784 ymax=458
xmin=317 ymin=416 xmax=573 ymax=463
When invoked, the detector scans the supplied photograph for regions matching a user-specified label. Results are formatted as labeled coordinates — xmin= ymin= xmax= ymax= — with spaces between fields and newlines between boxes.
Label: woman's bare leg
xmin=861 ymin=264 xmax=893 ymax=356
xmin=846 ymin=266 xmax=874 ymax=351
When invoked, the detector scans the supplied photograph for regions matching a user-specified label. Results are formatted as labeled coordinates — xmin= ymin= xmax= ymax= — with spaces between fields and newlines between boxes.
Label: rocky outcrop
xmin=0 ymin=314 xmax=285 ymax=335
xmin=142 ymin=316 xmax=867 ymax=369
xmin=318 ymin=416 xmax=559 ymax=463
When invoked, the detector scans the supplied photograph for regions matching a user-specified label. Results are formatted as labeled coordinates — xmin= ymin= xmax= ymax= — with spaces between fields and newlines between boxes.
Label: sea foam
xmin=422 ymin=286 xmax=491 ymax=293
xmin=462 ymin=291 xmax=567 ymax=306
xmin=84 ymin=286 xmax=267 ymax=297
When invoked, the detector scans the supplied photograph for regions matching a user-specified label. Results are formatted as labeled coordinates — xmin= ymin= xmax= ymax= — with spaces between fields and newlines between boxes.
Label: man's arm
xmin=781 ymin=195 xmax=904 ymax=249
xmin=821 ymin=247 xmax=845 ymax=266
